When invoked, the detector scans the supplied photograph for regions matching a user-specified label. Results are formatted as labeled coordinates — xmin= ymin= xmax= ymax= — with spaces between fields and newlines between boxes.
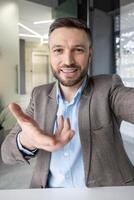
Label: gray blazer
xmin=1 ymin=74 xmax=134 ymax=188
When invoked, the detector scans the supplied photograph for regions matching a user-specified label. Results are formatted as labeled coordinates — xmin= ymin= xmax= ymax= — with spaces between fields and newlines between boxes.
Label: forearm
xmin=110 ymin=74 xmax=134 ymax=123
xmin=1 ymin=124 xmax=29 ymax=165
xmin=1 ymin=88 xmax=37 ymax=164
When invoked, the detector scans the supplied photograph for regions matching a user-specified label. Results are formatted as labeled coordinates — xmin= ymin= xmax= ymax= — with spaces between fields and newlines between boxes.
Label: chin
xmin=60 ymin=78 xmax=82 ymax=87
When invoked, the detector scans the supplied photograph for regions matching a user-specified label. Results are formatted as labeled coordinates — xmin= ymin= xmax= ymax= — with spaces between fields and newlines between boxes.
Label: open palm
xmin=8 ymin=103 xmax=74 ymax=152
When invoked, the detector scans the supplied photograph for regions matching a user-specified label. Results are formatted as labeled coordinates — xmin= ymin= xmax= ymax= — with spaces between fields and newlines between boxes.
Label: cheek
xmin=76 ymin=55 xmax=88 ymax=67
xmin=50 ymin=55 xmax=62 ymax=67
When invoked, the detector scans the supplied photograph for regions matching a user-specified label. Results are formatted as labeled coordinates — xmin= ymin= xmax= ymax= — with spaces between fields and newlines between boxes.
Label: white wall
xmin=0 ymin=0 xmax=19 ymax=108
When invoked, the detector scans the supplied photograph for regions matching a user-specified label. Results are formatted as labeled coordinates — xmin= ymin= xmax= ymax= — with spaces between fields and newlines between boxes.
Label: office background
xmin=0 ymin=0 xmax=134 ymax=189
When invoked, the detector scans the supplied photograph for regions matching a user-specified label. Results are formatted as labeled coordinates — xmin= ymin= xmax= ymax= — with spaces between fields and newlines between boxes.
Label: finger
xmin=63 ymin=118 xmax=71 ymax=132
xmin=58 ymin=115 xmax=64 ymax=131
xmin=55 ymin=115 xmax=64 ymax=134
xmin=8 ymin=103 xmax=30 ymax=124
xmin=51 ymin=130 xmax=75 ymax=151
xmin=69 ymin=130 xmax=75 ymax=140
xmin=60 ymin=129 xmax=74 ymax=142
xmin=40 ymin=130 xmax=75 ymax=152
xmin=56 ymin=118 xmax=71 ymax=137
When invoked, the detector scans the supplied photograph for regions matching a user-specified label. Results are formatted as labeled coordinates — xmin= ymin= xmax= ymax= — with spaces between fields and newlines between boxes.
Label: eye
xmin=75 ymin=48 xmax=84 ymax=53
xmin=53 ymin=48 xmax=63 ymax=55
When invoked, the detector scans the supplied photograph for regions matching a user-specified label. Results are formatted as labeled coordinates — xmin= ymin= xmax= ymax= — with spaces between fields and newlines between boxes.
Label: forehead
xmin=49 ymin=27 xmax=90 ymax=47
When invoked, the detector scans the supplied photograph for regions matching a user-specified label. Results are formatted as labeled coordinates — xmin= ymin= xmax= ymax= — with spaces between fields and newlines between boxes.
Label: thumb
xmin=8 ymin=103 xmax=30 ymax=124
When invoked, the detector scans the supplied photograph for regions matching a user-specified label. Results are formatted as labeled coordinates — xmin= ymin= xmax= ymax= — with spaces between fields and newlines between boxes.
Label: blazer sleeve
xmin=110 ymin=74 xmax=134 ymax=123
xmin=1 ymin=88 xmax=36 ymax=165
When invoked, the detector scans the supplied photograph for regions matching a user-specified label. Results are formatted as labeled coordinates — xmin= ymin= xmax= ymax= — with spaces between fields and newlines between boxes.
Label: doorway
xmin=32 ymin=52 xmax=49 ymax=88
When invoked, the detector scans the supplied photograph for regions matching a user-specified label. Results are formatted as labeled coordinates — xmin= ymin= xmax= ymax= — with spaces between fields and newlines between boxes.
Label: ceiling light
xmin=33 ymin=19 xmax=54 ymax=25
xmin=43 ymin=34 xmax=48 ymax=39
xmin=18 ymin=23 xmax=49 ymax=42
xmin=19 ymin=34 xmax=39 ymax=38
xmin=18 ymin=22 xmax=41 ymax=37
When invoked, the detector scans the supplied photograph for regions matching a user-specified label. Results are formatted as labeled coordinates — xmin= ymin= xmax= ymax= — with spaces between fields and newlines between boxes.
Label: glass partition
xmin=117 ymin=0 xmax=134 ymax=165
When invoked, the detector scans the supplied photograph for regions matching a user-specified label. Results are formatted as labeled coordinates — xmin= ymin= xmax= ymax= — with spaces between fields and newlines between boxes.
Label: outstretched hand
xmin=8 ymin=103 xmax=74 ymax=152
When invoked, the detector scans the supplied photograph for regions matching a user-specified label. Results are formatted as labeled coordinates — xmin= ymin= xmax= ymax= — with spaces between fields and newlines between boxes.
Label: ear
xmin=89 ymin=47 xmax=93 ymax=57
xmin=88 ymin=47 xmax=93 ymax=63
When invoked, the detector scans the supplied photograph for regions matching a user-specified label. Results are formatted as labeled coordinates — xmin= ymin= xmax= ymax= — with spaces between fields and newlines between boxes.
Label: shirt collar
xmin=56 ymin=76 xmax=88 ymax=104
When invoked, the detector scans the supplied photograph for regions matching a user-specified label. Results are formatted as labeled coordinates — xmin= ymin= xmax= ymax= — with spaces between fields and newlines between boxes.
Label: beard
xmin=51 ymin=64 xmax=88 ymax=87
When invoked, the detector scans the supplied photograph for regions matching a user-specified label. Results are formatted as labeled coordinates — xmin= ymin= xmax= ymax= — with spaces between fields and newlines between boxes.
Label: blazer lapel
xmin=78 ymin=78 xmax=93 ymax=185
xmin=45 ymin=84 xmax=58 ymax=134
xmin=39 ymin=83 xmax=58 ymax=187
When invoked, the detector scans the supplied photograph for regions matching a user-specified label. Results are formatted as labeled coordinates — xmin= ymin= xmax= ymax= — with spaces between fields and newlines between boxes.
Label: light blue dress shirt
xmin=48 ymin=79 xmax=87 ymax=188
xmin=17 ymin=78 xmax=87 ymax=188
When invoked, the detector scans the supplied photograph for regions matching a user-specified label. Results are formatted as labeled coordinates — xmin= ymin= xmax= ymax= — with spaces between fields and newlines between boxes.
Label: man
xmin=1 ymin=17 xmax=134 ymax=188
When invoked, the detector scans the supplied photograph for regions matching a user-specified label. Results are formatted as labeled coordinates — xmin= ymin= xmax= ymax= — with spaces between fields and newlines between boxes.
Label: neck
xmin=59 ymin=78 xmax=85 ymax=102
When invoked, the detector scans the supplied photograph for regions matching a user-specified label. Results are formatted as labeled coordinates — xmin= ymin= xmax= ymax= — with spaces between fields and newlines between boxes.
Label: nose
xmin=64 ymin=51 xmax=74 ymax=66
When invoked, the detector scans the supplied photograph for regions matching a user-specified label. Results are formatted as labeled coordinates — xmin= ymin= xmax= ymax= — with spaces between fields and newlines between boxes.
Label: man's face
xmin=49 ymin=27 xmax=92 ymax=87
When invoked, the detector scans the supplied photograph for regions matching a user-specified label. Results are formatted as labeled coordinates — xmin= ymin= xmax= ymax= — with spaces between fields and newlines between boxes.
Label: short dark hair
xmin=49 ymin=17 xmax=92 ymax=46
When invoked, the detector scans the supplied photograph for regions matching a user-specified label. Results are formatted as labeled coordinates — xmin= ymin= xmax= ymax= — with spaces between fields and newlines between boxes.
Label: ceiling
xmin=26 ymin=0 xmax=66 ymax=8
xmin=94 ymin=0 xmax=119 ymax=12
xmin=27 ymin=0 xmax=120 ymax=12
xmin=19 ymin=0 xmax=134 ymax=45
xmin=18 ymin=0 xmax=117 ymax=43
xmin=18 ymin=0 xmax=53 ymax=43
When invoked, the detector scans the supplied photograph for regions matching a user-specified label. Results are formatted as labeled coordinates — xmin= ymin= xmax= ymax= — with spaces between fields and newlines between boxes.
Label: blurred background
xmin=0 ymin=0 xmax=134 ymax=189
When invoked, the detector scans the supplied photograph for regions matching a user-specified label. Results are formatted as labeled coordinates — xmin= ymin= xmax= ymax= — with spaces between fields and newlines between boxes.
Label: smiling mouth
xmin=60 ymin=68 xmax=78 ymax=73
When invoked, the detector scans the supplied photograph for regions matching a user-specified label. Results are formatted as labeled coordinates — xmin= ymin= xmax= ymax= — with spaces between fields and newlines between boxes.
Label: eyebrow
xmin=51 ymin=44 xmax=86 ymax=50
xmin=51 ymin=45 xmax=63 ymax=50
xmin=73 ymin=44 xmax=86 ymax=48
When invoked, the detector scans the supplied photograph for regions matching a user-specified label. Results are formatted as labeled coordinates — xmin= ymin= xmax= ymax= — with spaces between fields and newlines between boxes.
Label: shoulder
xmin=90 ymin=74 xmax=116 ymax=82
xmin=87 ymin=74 xmax=124 ymax=96
xmin=89 ymin=74 xmax=123 ymax=88
xmin=31 ymin=82 xmax=56 ymax=98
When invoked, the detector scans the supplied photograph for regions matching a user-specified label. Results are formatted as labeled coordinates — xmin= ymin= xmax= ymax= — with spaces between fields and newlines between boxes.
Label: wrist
xmin=16 ymin=133 xmax=37 ymax=156
xmin=19 ymin=132 xmax=37 ymax=151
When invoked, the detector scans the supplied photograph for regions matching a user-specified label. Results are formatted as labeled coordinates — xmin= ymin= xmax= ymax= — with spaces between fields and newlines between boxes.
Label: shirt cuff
xmin=16 ymin=133 xmax=37 ymax=156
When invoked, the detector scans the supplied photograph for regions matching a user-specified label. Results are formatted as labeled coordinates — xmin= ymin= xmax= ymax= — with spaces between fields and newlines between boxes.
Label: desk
xmin=0 ymin=186 xmax=134 ymax=200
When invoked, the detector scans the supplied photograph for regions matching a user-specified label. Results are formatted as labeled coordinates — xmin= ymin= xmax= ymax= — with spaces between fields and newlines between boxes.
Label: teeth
xmin=61 ymin=68 xmax=77 ymax=73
